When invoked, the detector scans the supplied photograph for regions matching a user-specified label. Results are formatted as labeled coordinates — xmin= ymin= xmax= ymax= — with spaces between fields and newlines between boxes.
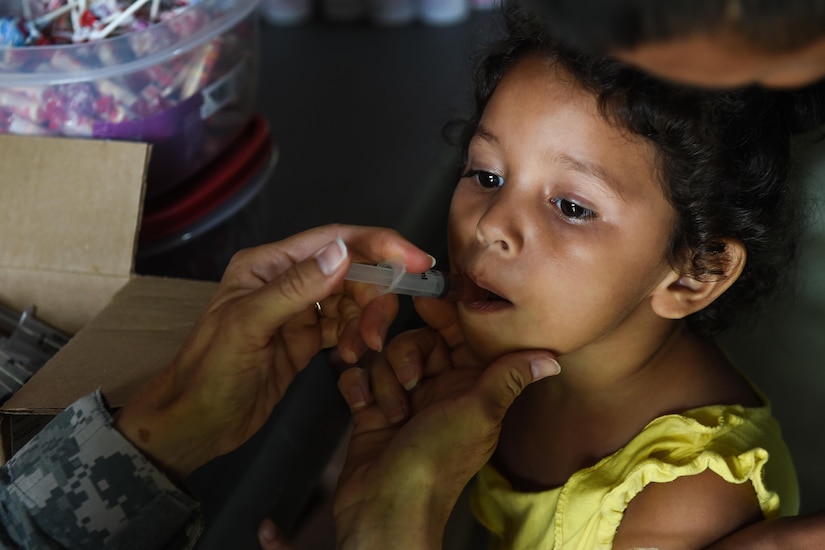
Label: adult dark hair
xmin=525 ymin=0 xmax=825 ymax=53
xmin=456 ymin=2 xmax=825 ymax=337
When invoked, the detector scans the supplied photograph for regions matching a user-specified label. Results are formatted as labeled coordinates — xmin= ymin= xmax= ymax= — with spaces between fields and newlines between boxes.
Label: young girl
xmin=339 ymin=4 xmax=824 ymax=548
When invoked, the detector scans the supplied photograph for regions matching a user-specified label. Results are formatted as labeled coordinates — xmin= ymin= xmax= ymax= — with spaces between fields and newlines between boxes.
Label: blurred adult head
xmin=528 ymin=0 xmax=825 ymax=87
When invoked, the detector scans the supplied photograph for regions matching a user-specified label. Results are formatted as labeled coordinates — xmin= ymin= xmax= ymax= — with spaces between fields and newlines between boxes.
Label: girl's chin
xmin=461 ymin=332 xmax=522 ymax=366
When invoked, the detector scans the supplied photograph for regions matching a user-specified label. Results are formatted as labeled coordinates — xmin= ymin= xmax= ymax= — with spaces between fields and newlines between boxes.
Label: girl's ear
xmin=650 ymin=239 xmax=746 ymax=320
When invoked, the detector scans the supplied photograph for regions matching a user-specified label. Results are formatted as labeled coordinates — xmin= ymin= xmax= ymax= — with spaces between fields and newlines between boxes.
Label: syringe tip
xmin=441 ymin=274 xmax=491 ymax=303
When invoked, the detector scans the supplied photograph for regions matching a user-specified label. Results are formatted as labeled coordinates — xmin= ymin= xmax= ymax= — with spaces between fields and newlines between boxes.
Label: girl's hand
xmin=337 ymin=296 xmax=481 ymax=421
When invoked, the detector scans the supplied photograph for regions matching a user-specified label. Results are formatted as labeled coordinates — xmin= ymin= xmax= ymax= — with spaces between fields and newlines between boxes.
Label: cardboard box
xmin=0 ymin=135 xmax=218 ymax=461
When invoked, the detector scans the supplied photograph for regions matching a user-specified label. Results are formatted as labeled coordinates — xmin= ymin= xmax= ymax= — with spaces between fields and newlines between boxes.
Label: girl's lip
xmin=464 ymin=273 xmax=513 ymax=306
xmin=461 ymin=298 xmax=514 ymax=313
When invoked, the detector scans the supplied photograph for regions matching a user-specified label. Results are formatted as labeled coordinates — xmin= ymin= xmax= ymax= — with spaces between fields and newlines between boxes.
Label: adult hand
xmin=334 ymin=297 xmax=561 ymax=548
xmin=334 ymin=346 xmax=560 ymax=549
xmin=114 ymin=224 xmax=433 ymax=479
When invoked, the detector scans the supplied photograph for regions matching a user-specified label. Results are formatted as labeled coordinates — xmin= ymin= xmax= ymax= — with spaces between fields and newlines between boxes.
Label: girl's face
xmin=449 ymin=55 xmax=678 ymax=364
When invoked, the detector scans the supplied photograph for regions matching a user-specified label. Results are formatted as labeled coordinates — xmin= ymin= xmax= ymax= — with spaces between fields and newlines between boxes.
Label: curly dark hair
xmin=455 ymin=3 xmax=825 ymax=337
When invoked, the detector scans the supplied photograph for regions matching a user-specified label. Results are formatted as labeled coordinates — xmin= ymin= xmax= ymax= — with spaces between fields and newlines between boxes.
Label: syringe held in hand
xmin=344 ymin=263 xmax=490 ymax=302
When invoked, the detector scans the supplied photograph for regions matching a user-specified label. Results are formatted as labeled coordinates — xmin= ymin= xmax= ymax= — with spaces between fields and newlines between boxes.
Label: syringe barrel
xmin=344 ymin=263 xmax=449 ymax=298
xmin=344 ymin=264 xmax=488 ymax=302
xmin=391 ymin=270 xmax=450 ymax=298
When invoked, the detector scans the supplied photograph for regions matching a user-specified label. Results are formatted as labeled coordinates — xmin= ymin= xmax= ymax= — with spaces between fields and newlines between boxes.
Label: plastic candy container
xmin=0 ymin=0 xmax=260 ymax=196
xmin=136 ymin=114 xmax=276 ymax=281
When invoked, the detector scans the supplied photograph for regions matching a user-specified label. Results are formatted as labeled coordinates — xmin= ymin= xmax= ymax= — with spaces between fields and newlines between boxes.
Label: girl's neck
xmin=493 ymin=324 xmax=760 ymax=492
xmin=550 ymin=319 xmax=685 ymax=398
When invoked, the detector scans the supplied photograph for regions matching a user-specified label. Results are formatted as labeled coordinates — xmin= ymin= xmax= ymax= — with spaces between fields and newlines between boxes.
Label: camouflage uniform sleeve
xmin=0 ymin=390 xmax=203 ymax=550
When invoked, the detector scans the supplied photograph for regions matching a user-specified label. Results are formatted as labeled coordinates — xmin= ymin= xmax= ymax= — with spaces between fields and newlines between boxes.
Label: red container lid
xmin=139 ymin=114 xmax=276 ymax=249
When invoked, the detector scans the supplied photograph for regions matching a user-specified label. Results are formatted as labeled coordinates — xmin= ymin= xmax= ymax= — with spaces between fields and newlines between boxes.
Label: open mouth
xmin=461 ymin=275 xmax=513 ymax=311
xmin=485 ymin=290 xmax=510 ymax=303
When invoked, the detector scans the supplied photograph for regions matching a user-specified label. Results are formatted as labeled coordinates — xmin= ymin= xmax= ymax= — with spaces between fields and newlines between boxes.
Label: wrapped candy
xmin=1 ymin=0 xmax=259 ymax=195
xmin=0 ymin=17 xmax=27 ymax=46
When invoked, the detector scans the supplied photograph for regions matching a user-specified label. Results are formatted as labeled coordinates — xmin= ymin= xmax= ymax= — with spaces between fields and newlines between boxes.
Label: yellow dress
xmin=470 ymin=402 xmax=799 ymax=549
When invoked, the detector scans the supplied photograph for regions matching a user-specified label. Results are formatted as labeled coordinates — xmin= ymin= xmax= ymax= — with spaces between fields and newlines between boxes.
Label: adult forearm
xmin=1 ymin=391 xmax=201 ymax=549
xmin=112 ymin=358 xmax=222 ymax=481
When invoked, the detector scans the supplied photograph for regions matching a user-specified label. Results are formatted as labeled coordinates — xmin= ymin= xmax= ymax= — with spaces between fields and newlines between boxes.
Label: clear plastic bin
xmin=0 ymin=0 xmax=260 ymax=197
xmin=136 ymin=114 xmax=276 ymax=281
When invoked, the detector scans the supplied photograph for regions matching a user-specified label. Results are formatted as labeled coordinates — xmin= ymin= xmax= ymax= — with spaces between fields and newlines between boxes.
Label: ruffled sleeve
xmin=558 ymin=404 xmax=798 ymax=548
xmin=470 ymin=402 xmax=798 ymax=550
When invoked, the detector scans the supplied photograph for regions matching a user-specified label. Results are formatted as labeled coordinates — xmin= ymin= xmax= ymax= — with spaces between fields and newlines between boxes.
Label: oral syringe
xmin=344 ymin=262 xmax=489 ymax=302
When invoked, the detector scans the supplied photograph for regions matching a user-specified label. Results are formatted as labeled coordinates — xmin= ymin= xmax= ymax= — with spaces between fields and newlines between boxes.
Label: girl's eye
xmin=464 ymin=169 xmax=504 ymax=189
xmin=551 ymin=198 xmax=597 ymax=221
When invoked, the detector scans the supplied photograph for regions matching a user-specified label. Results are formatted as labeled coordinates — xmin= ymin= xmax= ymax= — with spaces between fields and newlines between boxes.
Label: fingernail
xmin=374 ymin=322 xmax=390 ymax=353
xmin=427 ymin=254 xmax=437 ymax=268
xmin=349 ymin=386 xmax=369 ymax=409
xmin=315 ymin=238 xmax=348 ymax=275
xmin=342 ymin=347 xmax=359 ymax=364
xmin=530 ymin=357 xmax=561 ymax=381
xmin=388 ymin=396 xmax=408 ymax=423
xmin=397 ymin=361 xmax=419 ymax=391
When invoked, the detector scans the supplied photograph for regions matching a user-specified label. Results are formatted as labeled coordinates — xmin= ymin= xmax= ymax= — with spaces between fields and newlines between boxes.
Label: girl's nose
xmin=475 ymin=191 xmax=523 ymax=255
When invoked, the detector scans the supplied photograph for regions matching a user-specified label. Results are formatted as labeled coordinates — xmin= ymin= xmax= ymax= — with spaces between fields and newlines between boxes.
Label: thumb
xmin=253 ymin=238 xmax=351 ymax=326
xmin=476 ymin=352 xmax=561 ymax=419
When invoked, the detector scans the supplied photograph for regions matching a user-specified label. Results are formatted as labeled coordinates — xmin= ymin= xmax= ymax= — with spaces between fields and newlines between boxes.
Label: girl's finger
xmin=337 ymin=366 xmax=373 ymax=412
xmin=366 ymin=352 xmax=411 ymax=424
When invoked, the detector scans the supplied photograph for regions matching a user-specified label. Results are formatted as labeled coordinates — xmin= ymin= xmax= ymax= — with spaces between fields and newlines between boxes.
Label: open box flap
xmin=0 ymin=135 xmax=150 ymax=330
xmin=0 ymin=269 xmax=129 ymax=335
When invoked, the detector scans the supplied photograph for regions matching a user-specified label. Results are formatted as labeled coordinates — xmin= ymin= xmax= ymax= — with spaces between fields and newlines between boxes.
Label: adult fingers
xmin=475 ymin=351 xmax=561 ymax=420
xmin=341 ymin=225 xmax=434 ymax=275
xmin=242 ymin=225 xmax=433 ymax=284
xmin=227 ymin=239 xmax=352 ymax=347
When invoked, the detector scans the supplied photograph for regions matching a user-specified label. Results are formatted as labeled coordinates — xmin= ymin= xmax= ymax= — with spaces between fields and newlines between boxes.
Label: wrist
xmin=337 ymin=492 xmax=445 ymax=550
xmin=113 ymin=371 xmax=216 ymax=480
xmin=337 ymin=466 xmax=456 ymax=549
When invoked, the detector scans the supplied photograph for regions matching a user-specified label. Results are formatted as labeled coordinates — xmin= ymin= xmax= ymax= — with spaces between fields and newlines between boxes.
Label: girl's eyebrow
xmin=472 ymin=125 xmax=625 ymax=201
xmin=471 ymin=126 xmax=499 ymax=146
xmin=554 ymin=153 xmax=624 ymax=201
